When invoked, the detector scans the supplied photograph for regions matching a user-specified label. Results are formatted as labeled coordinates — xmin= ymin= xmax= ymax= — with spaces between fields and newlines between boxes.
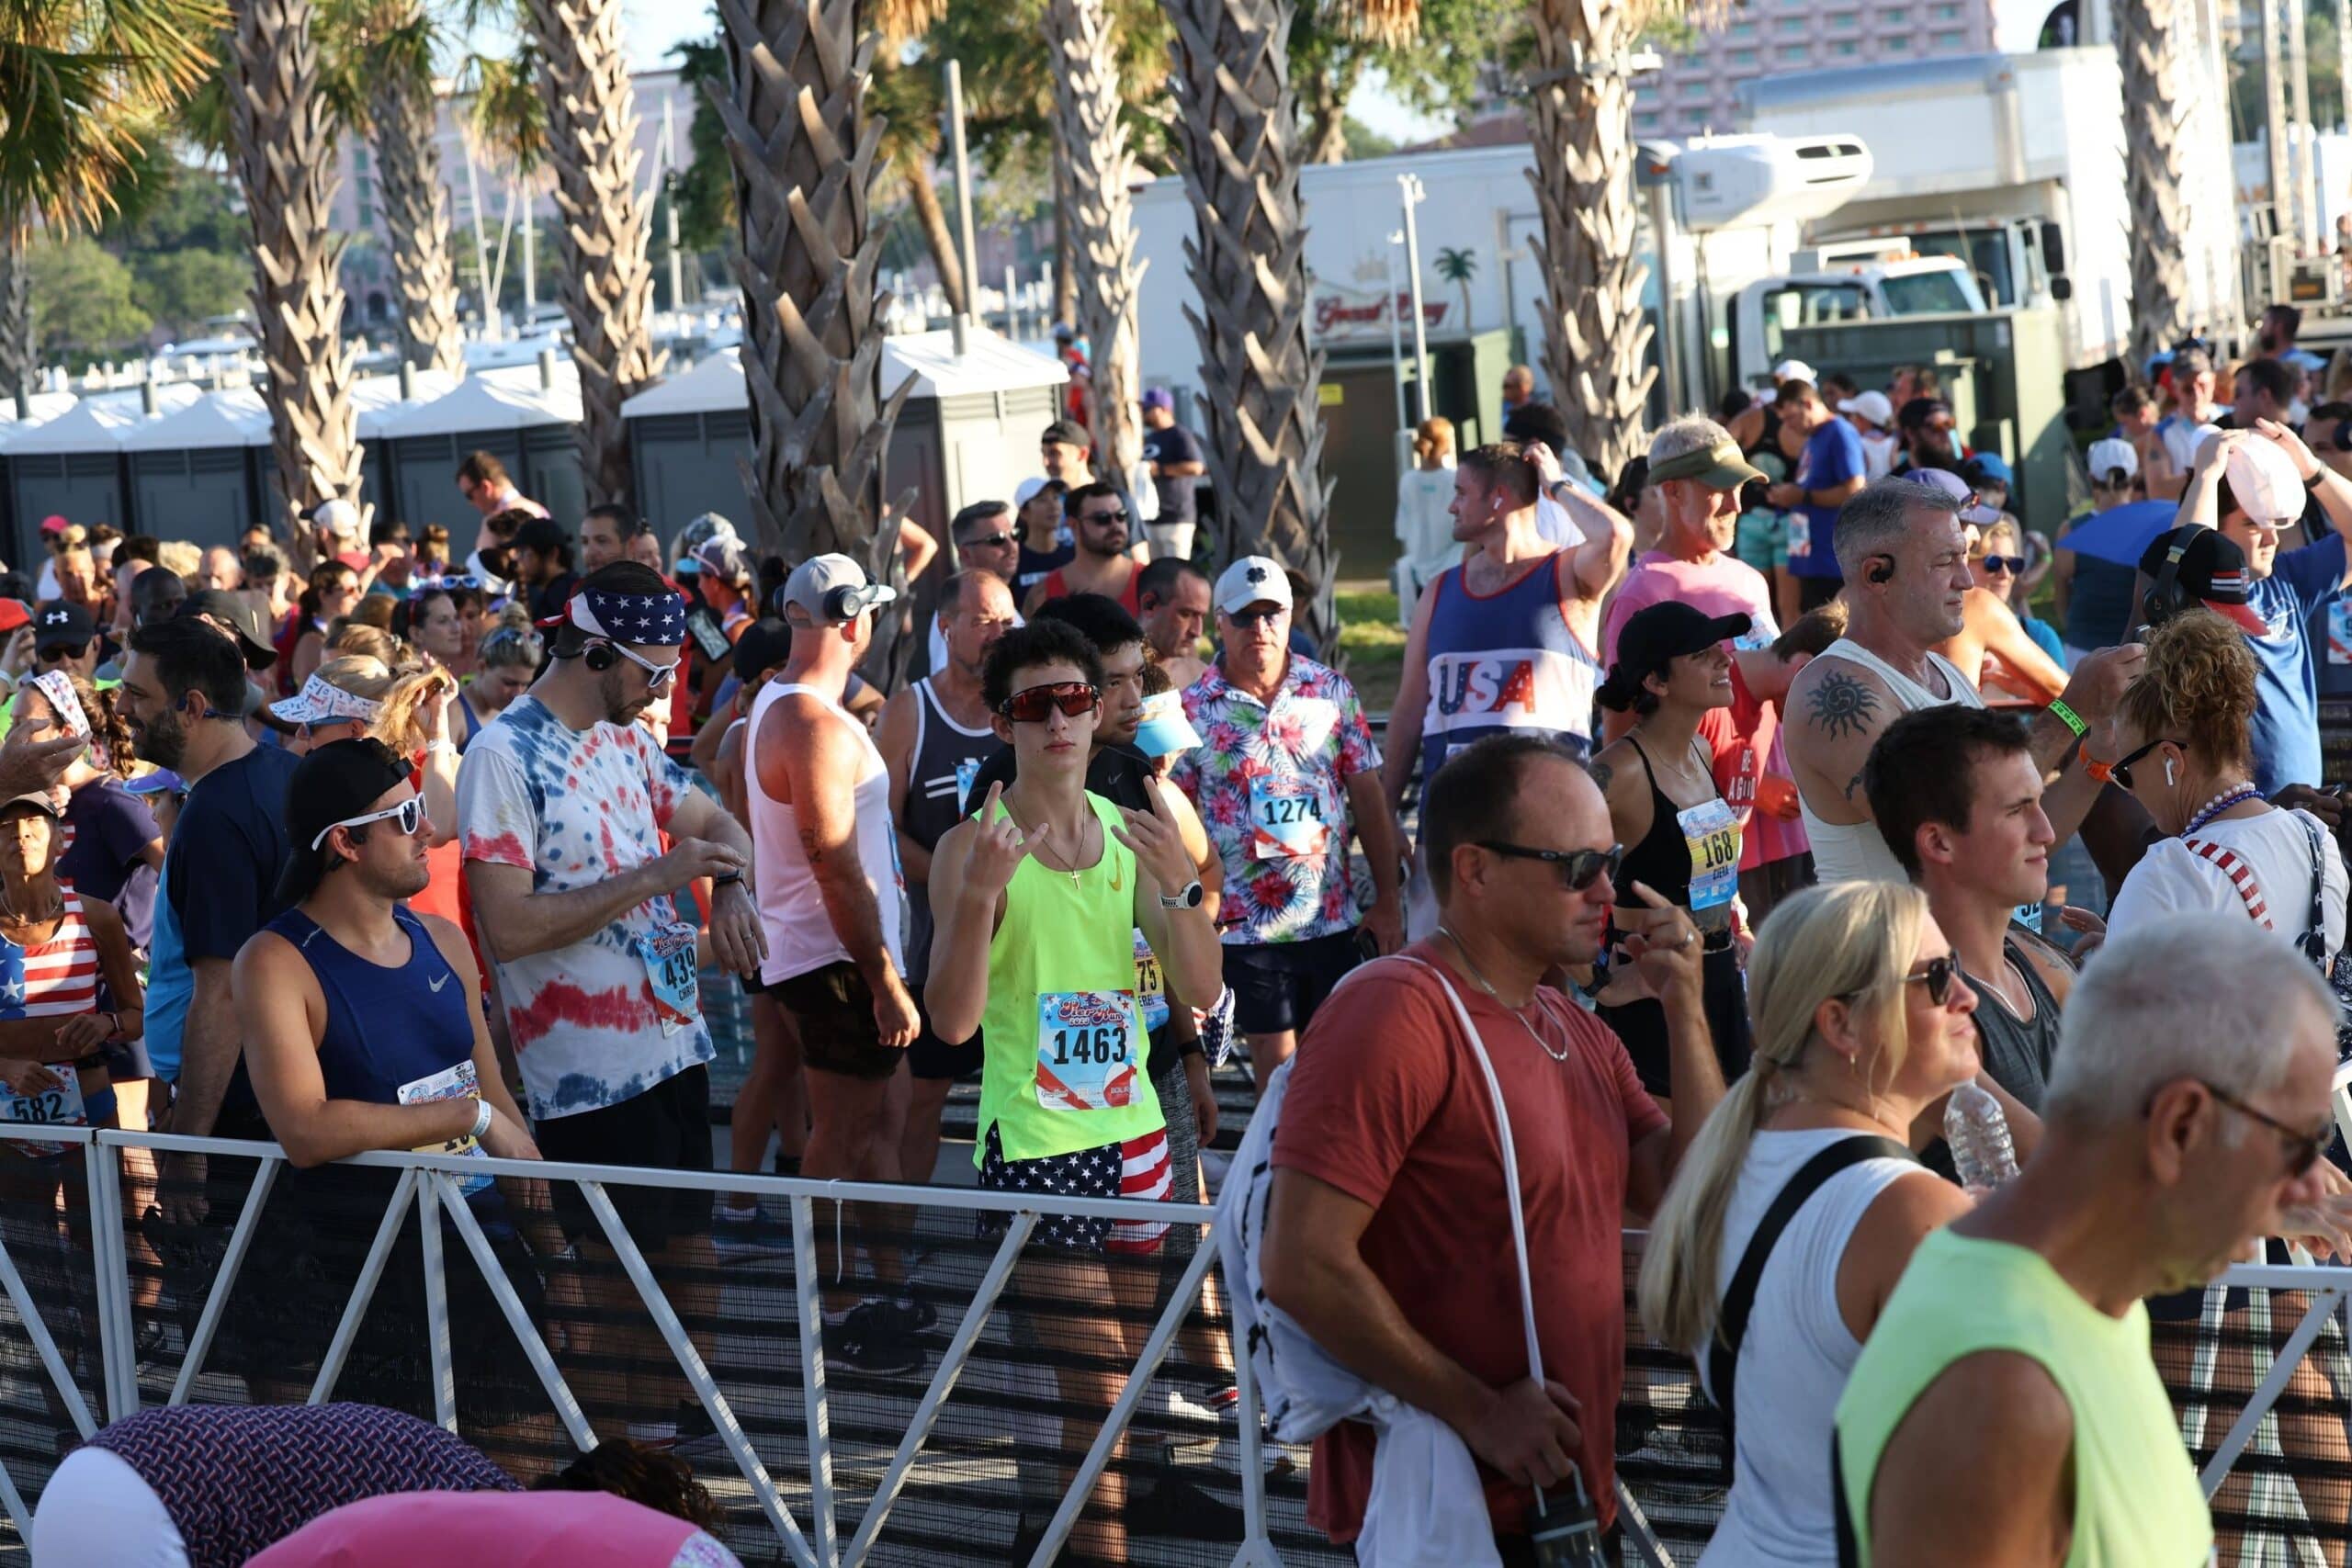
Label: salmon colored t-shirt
xmin=244 ymin=1489 xmax=741 ymax=1568
xmin=1269 ymin=943 xmax=1668 ymax=1542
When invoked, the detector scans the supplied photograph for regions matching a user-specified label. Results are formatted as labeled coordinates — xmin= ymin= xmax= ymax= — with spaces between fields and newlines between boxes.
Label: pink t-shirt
xmin=1600 ymin=548 xmax=1777 ymax=668
xmin=245 ymin=1491 xmax=741 ymax=1568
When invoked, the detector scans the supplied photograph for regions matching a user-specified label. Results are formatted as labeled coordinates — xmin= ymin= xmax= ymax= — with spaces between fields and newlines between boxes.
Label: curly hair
xmin=14 ymin=670 xmax=133 ymax=778
xmin=531 ymin=1438 xmax=720 ymax=1529
xmin=2118 ymin=607 xmax=2257 ymax=773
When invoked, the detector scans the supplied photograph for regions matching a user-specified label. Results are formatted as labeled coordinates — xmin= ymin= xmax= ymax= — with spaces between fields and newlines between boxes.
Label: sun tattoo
xmin=1807 ymin=670 xmax=1879 ymax=740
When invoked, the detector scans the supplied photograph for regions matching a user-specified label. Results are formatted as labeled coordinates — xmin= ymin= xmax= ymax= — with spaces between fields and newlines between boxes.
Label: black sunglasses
xmin=1973 ymin=553 xmax=2025 ymax=576
xmin=958 ymin=532 xmax=1017 ymax=550
xmin=1080 ymin=508 xmax=1131 ymax=527
xmin=2197 ymin=1077 xmax=2328 ymax=1179
xmin=1846 ymin=953 xmax=1961 ymax=1006
xmin=2109 ymin=734 xmax=2185 ymax=791
xmin=1476 ymin=840 xmax=1623 ymax=891
xmin=1227 ymin=606 xmax=1286 ymax=628
xmin=999 ymin=681 xmax=1102 ymax=723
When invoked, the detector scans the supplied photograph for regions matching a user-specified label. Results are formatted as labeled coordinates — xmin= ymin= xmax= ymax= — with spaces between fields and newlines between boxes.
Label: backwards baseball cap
xmin=1773 ymin=359 xmax=1817 ymax=386
xmin=2222 ymin=434 xmax=2307 ymax=525
xmin=732 ymin=616 xmax=793 ymax=683
xmin=1839 ymin=389 xmax=1895 ymax=427
xmin=2136 ymin=525 xmax=2267 ymax=636
xmin=1962 ymin=453 xmax=2015 ymax=491
xmin=178 ymin=589 xmax=279 ymax=669
xmin=310 ymin=497 xmax=362 ymax=542
xmin=275 ymin=738 xmax=413 ymax=905
xmin=1215 ymin=556 xmax=1292 ymax=616
xmin=780 ymin=554 xmax=897 ymax=626
xmin=270 ymin=671 xmax=382 ymax=728
xmin=29 ymin=601 xmax=94 ymax=655
xmin=1134 ymin=688 xmax=1203 ymax=759
xmin=2087 ymin=436 xmax=2140 ymax=483
xmin=1140 ymin=387 xmax=1174 ymax=412
xmin=1647 ymin=436 xmax=1768 ymax=491
xmin=1041 ymin=419 xmax=1091 ymax=449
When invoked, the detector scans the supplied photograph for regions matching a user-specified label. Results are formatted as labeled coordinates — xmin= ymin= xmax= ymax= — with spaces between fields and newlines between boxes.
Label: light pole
xmin=1398 ymin=174 xmax=1433 ymax=423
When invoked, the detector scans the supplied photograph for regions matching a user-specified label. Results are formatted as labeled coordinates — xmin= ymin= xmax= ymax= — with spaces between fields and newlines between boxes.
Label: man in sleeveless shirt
xmin=1784 ymin=476 xmax=2143 ymax=885
xmin=1864 ymin=706 xmax=2075 ymax=1173
xmin=750 ymin=555 xmax=926 ymax=1373
xmin=924 ymin=619 xmax=1222 ymax=1562
xmin=1837 ymin=916 xmax=2341 ymax=1566
xmin=878 ymin=570 xmax=1013 ymax=1192
xmin=1385 ymin=440 xmax=1632 ymax=935
xmin=1024 ymin=482 xmax=1144 ymax=616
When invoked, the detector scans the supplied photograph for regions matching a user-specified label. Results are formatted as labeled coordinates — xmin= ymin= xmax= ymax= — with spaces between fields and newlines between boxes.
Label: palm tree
xmin=231 ymin=0 xmax=368 ymax=527
xmin=1046 ymin=0 xmax=1145 ymax=510
xmin=1165 ymin=0 xmax=1337 ymax=646
xmin=522 ymin=0 xmax=659 ymax=506
xmin=1434 ymin=243 xmax=1475 ymax=335
xmin=0 ymin=0 xmax=222 ymax=410
xmin=322 ymin=0 xmax=464 ymax=376
xmin=2115 ymin=0 xmax=2191 ymax=373
xmin=705 ymin=0 xmax=909 ymax=579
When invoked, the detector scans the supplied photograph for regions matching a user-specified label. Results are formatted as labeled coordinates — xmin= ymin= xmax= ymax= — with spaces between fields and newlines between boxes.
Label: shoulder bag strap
xmin=2295 ymin=812 xmax=2333 ymax=968
xmin=1708 ymin=1134 xmax=1915 ymax=1448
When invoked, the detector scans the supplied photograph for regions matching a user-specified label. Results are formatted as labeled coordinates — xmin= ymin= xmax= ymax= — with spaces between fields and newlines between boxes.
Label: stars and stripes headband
xmin=24 ymin=672 xmax=88 ymax=740
xmin=559 ymin=586 xmax=689 ymax=647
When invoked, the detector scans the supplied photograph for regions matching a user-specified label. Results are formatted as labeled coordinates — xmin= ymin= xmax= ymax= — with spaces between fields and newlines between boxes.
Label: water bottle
xmin=1944 ymin=1080 xmax=2020 ymax=1190
xmin=1529 ymin=1471 xmax=1608 ymax=1567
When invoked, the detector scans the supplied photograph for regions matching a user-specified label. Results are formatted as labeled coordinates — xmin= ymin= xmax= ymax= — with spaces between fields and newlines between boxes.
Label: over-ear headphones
xmin=583 ymin=640 xmax=619 ymax=672
xmin=1867 ymin=558 xmax=1894 ymax=585
xmin=767 ymin=583 xmax=865 ymax=624
xmin=2141 ymin=523 xmax=2204 ymax=633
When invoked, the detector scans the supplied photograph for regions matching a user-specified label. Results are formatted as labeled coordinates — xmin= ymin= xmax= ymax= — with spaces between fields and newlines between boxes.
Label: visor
xmin=1646 ymin=438 xmax=1769 ymax=491
xmin=269 ymin=673 xmax=382 ymax=727
xmin=1133 ymin=691 xmax=1203 ymax=759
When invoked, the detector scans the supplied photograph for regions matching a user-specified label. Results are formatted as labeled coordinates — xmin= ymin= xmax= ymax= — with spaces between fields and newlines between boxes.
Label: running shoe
xmin=822 ymin=1301 xmax=925 ymax=1376
xmin=710 ymin=1205 xmax=793 ymax=1263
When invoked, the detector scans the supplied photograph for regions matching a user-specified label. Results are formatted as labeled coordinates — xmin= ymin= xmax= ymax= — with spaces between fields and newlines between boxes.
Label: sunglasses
xmin=2106 ymin=734 xmax=2185 ymax=790
xmin=596 ymin=638 xmax=679 ymax=692
xmin=311 ymin=795 xmax=424 ymax=851
xmin=1973 ymin=553 xmax=2025 ymax=576
xmin=958 ymin=532 xmax=1017 ymax=550
xmin=36 ymin=643 xmax=87 ymax=663
xmin=1476 ymin=840 xmax=1623 ymax=891
xmin=1080 ymin=508 xmax=1131 ymax=527
xmin=2197 ymin=1077 xmax=2328 ymax=1179
xmin=1846 ymin=952 xmax=1962 ymax=1006
xmin=999 ymin=681 xmax=1102 ymax=723
xmin=1227 ymin=606 xmax=1286 ymax=628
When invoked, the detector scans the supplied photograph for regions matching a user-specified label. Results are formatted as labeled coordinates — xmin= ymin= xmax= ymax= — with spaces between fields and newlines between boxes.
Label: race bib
xmin=1035 ymin=989 xmax=1142 ymax=1112
xmin=398 ymin=1059 xmax=491 ymax=1194
xmin=955 ymin=755 xmax=982 ymax=815
xmin=2012 ymin=902 xmax=2043 ymax=933
xmin=1786 ymin=512 xmax=1811 ymax=558
xmin=639 ymin=920 xmax=703 ymax=1036
xmin=0 ymin=1072 xmax=85 ymax=1158
xmin=1679 ymin=797 xmax=1741 ymax=919
xmin=2331 ymin=600 xmax=2352 ymax=666
xmin=1133 ymin=930 xmax=1169 ymax=1032
xmin=1250 ymin=773 xmax=1333 ymax=860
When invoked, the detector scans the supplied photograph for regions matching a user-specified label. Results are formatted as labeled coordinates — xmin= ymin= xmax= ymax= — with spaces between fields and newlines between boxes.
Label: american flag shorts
xmin=978 ymin=1122 xmax=1171 ymax=1255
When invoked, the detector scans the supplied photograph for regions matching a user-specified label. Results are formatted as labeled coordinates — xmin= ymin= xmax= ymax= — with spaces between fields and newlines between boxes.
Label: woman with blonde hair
xmin=1637 ymin=880 xmax=1980 ymax=1565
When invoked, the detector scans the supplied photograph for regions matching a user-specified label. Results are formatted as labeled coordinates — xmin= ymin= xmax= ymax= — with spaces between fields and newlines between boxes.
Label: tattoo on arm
xmin=1589 ymin=760 xmax=1613 ymax=795
xmin=1807 ymin=670 xmax=1880 ymax=740
xmin=796 ymin=827 xmax=826 ymax=870
xmin=1844 ymin=771 xmax=1865 ymax=801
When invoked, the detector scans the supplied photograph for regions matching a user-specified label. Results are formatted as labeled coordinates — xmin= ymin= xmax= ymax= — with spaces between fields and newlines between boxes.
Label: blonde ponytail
xmin=1636 ymin=882 xmax=1927 ymax=1356
xmin=370 ymin=667 xmax=457 ymax=756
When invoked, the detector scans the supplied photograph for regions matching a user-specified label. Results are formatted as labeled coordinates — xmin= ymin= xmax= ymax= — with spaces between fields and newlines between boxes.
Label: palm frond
xmin=463 ymin=47 xmax=546 ymax=175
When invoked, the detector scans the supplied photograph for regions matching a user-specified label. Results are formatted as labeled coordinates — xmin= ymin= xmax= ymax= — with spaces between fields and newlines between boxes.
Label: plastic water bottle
xmin=1944 ymin=1081 xmax=2020 ymax=1190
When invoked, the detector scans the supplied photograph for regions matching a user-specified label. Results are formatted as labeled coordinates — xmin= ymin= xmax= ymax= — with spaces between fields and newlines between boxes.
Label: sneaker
xmin=1162 ymin=1383 xmax=1233 ymax=1426
xmin=660 ymin=1398 xmax=734 ymax=1462
xmin=710 ymin=1206 xmax=792 ymax=1263
xmin=891 ymin=1294 xmax=940 ymax=1337
xmin=1125 ymin=1470 xmax=1244 ymax=1540
xmin=823 ymin=1301 xmax=925 ymax=1376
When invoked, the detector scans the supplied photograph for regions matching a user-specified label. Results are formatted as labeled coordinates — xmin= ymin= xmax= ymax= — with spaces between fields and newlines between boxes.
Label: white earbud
xmin=2165 ymin=758 xmax=2177 ymax=786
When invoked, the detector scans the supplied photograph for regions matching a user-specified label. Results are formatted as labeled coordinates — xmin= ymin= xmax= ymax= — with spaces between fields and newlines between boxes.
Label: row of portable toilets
xmin=0 ymin=327 xmax=1067 ymax=566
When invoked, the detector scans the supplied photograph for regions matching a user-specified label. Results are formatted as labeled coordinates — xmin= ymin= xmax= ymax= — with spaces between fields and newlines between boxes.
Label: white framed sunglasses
xmin=311 ymin=796 xmax=424 ymax=851
xmin=599 ymin=638 xmax=680 ymax=691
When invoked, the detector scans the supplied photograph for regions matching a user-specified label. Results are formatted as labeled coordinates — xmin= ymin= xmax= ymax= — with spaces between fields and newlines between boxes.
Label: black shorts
xmin=533 ymin=1065 xmax=715 ymax=1252
xmin=770 ymin=962 xmax=905 ymax=1081
xmin=1223 ymin=930 xmax=1364 ymax=1036
xmin=908 ymin=1015 xmax=983 ymax=1082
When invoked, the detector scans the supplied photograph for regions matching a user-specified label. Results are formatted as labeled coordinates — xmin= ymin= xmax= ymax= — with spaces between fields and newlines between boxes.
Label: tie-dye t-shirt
xmin=456 ymin=694 xmax=711 ymax=1120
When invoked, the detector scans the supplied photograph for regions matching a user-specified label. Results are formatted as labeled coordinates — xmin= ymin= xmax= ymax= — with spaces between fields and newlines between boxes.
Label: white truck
xmin=1738 ymin=47 xmax=2244 ymax=382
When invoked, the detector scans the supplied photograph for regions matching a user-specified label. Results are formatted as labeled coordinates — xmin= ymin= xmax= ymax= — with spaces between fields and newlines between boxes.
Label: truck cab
xmin=1727 ymin=249 xmax=1988 ymax=396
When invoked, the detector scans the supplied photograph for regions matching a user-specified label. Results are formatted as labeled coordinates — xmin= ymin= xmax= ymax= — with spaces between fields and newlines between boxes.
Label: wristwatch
xmin=1159 ymin=879 xmax=1204 ymax=910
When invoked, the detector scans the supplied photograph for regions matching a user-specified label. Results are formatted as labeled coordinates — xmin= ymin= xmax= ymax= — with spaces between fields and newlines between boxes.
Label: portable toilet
xmin=0 ymin=392 xmax=79 ymax=564
xmin=622 ymin=328 xmax=1067 ymax=553
xmin=4 ymin=399 xmax=146 ymax=562
xmin=375 ymin=364 xmax=584 ymax=532
xmin=119 ymin=387 xmax=273 ymax=548
xmin=354 ymin=369 xmax=461 ymax=525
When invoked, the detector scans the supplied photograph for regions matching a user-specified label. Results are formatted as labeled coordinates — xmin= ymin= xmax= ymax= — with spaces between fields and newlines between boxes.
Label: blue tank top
xmin=267 ymin=904 xmax=490 ymax=1189
xmin=1416 ymin=551 xmax=1601 ymax=791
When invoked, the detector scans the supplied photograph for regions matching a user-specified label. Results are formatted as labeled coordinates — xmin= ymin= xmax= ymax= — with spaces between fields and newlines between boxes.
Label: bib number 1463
xmin=1035 ymin=989 xmax=1141 ymax=1113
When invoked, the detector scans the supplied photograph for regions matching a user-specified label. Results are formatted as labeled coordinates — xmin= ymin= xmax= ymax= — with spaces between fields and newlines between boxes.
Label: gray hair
xmin=1648 ymin=415 xmax=1731 ymax=466
xmin=1833 ymin=475 xmax=1962 ymax=574
xmin=2046 ymin=915 xmax=2338 ymax=1129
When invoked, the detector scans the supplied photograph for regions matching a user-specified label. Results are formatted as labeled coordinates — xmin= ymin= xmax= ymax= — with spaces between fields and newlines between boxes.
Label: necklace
xmin=1012 ymin=805 xmax=1093 ymax=889
xmin=2184 ymin=782 xmax=2263 ymax=836
xmin=1436 ymin=925 xmax=1570 ymax=1063
xmin=0 ymin=886 xmax=61 ymax=926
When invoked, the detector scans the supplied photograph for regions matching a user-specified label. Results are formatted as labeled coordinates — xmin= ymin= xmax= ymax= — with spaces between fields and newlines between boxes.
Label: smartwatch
xmin=1159 ymin=879 xmax=1204 ymax=910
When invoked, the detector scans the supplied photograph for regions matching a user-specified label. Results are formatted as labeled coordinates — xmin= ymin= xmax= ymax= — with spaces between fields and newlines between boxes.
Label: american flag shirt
xmin=456 ymin=694 xmax=711 ymax=1121
xmin=0 ymin=887 xmax=99 ymax=1152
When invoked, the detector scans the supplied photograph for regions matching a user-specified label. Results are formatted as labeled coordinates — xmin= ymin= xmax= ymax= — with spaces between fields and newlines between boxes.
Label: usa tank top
xmin=2 ymin=886 xmax=99 ymax=1022
xmin=1416 ymin=550 xmax=1601 ymax=792
xmin=1798 ymin=637 xmax=1984 ymax=885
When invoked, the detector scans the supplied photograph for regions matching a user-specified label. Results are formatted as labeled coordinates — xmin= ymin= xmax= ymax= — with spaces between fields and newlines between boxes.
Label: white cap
xmin=2223 ymin=435 xmax=2308 ymax=525
xmin=1214 ymin=556 xmax=1293 ymax=616
xmin=312 ymin=498 xmax=361 ymax=543
xmin=1773 ymin=359 xmax=1817 ymax=386
xmin=1838 ymin=389 xmax=1894 ymax=427
xmin=1013 ymin=476 xmax=1052 ymax=509
xmin=2086 ymin=437 xmax=2140 ymax=483
xmin=781 ymin=553 xmax=899 ymax=625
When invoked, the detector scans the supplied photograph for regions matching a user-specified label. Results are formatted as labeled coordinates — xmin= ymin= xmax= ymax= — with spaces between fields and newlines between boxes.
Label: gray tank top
xmin=1925 ymin=937 xmax=2063 ymax=1181
xmin=903 ymin=679 xmax=1005 ymax=971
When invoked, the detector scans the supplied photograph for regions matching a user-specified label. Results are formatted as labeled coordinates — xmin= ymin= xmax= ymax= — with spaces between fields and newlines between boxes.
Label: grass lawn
xmin=1334 ymin=586 xmax=1405 ymax=716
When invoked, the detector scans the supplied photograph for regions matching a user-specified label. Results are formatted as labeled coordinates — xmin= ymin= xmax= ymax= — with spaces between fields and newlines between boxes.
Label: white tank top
xmin=1695 ymin=1128 xmax=1923 ymax=1567
xmin=1798 ymin=637 xmax=1984 ymax=886
xmin=746 ymin=681 xmax=908 ymax=987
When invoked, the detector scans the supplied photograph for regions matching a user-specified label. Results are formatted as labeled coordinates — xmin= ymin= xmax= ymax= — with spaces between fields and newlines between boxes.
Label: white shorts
xmin=32 ymin=1446 xmax=189 ymax=1568
xmin=1145 ymin=521 xmax=1196 ymax=563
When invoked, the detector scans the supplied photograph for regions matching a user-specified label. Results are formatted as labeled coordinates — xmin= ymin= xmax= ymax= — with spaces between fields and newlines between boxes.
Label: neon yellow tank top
xmin=976 ymin=791 xmax=1167 ymax=1164
xmin=1833 ymin=1229 xmax=2211 ymax=1566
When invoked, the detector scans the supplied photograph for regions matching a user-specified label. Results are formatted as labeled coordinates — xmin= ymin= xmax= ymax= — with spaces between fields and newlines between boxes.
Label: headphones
xmin=2139 ymin=524 xmax=2203 ymax=635
xmin=582 ymin=640 xmax=619 ymax=671
xmin=772 ymin=583 xmax=864 ymax=624
xmin=1866 ymin=557 xmax=1894 ymax=585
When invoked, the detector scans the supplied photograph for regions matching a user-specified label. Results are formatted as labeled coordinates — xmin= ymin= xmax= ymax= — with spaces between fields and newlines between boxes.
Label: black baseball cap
xmin=177 ymin=590 xmax=278 ymax=670
xmin=2136 ymin=525 xmax=2268 ymax=636
xmin=1041 ymin=419 xmax=1091 ymax=449
xmin=1611 ymin=601 xmax=1752 ymax=680
xmin=30 ymin=601 xmax=95 ymax=656
xmin=275 ymin=738 xmax=412 ymax=904
xmin=733 ymin=616 xmax=792 ymax=684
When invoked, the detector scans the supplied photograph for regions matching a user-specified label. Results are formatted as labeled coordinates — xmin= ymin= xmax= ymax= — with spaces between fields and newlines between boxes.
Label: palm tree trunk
xmin=1523 ymin=0 xmax=1654 ymax=476
xmin=0 ymin=239 xmax=32 ymax=415
xmin=231 ymin=0 xmax=366 ymax=526
xmin=1165 ymin=0 xmax=1336 ymax=647
xmin=1298 ymin=57 xmax=1362 ymax=164
xmin=368 ymin=68 xmax=465 ymax=377
xmin=1052 ymin=135 xmax=1079 ymax=330
xmin=2116 ymin=0 xmax=2193 ymax=371
xmin=901 ymin=156 xmax=968 ymax=318
xmin=706 ymin=0 xmax=910 ymax=599
xmin=1047 ymin=0 xmax=1145 ymax=503
xmin=524 ymin=0 xmax=662 ymax=507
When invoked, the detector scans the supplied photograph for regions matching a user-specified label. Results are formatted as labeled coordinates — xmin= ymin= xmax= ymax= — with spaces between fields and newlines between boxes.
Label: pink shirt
xmin=1600 ymin=548 xmax=1777 ymax=668
xmin=245 ymin=1491 xmax=741 ymax=1568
